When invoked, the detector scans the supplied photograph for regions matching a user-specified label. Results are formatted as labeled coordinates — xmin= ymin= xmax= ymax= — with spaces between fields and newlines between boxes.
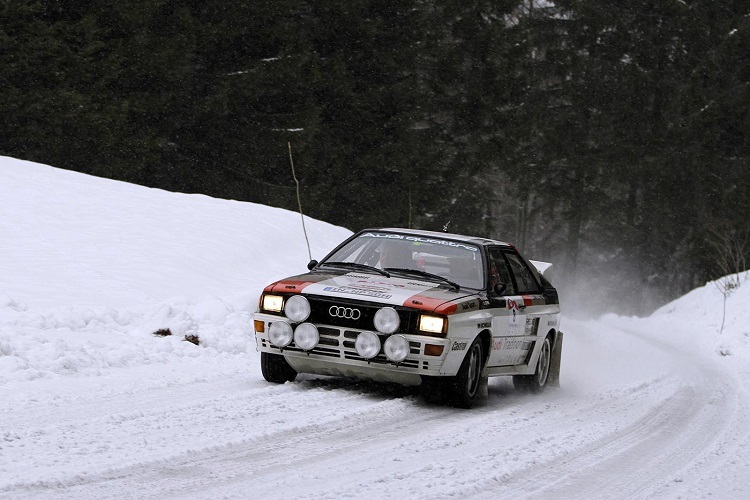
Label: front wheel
xmin=443 ymin=337 xmax=485 ymax=408
xmin=513 ymin=335 xmax=551 ymax=393
xmin=260 ymin=352 xmax=297 ymax=383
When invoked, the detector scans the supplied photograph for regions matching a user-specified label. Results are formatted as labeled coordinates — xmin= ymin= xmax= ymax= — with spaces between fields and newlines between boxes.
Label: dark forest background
xmin=2 ymin=0 xmax=749 ymax=314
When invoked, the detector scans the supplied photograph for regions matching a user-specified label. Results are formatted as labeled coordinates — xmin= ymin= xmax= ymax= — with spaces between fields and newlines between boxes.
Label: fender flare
xmin=547 ymin=330 xmax=564 ymax=387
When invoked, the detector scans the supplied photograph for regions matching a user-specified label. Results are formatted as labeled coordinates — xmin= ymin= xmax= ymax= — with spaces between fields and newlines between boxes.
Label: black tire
xmin=260 ymin=352 xmax=297 ymax=383
xmin=513 ymin=335 xmax=552 ymax=393
xmin=443 ymin=337 xmax=485 ymax=408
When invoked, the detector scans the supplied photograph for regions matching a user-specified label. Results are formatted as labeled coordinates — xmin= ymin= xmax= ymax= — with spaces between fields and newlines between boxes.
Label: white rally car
xmin=253 ymin=228 xmax=562 ymax=408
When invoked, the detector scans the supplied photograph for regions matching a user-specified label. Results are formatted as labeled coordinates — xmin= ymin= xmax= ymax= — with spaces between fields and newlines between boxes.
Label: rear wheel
xmin=513 ymin=335 xmax=551 ymax=393
xmin=260 ymin=352 xmax=297 ymax=383
xmin=443 ymin=337 xmax=485 ymax=408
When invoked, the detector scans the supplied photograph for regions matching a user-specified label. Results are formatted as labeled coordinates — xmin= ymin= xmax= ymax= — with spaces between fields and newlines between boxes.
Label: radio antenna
xmin=443 ymin=191 xmax=465 ymax=232
xmin=288 ymin=142 xmax=312 ymax=261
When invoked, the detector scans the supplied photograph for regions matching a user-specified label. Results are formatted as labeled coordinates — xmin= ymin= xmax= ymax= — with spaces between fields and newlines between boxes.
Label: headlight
xmin=285 ymin=295 xmax=311 ymax=322
xmin=373 ymin=307 xmax=400 ymax=334
xmin=268 ymin=321 xmax=293 ymax=347
xmin=384 ymin=335 xmax=410 ymax=362
xmin=419 ymin=315 xmax=445 ymax=334
xmin=262 ymin=294 xmax=284 ymax=313
xmin=355 ymin=331 xmax=381 ymax=359
xmin=294 ymin=323 xmax=319 ymax=351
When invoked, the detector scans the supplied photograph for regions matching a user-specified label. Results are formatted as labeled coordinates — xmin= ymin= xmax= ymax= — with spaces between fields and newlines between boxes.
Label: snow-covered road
xmin=2 ymin=157 xmax=749 ymax=498
xmin=2 ymin=317 xmax=748 ymax=499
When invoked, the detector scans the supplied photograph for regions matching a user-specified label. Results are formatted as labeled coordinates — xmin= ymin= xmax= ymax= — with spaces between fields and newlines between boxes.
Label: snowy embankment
xmin=0 ymin=155 xmax=351 ymax=384
xmin=1 ymin=156 xmax=749 ymax=499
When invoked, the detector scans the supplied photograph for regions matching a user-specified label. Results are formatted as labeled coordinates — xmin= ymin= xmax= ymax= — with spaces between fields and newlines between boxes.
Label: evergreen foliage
xmin=2 ymin=0 xmax=749 ymax=313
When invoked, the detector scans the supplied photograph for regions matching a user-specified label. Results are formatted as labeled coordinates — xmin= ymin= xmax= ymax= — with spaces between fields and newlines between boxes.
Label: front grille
xmin=306 ymin=295 xmax=419 ymax=333
xmin=259 ymin=295 xmax=445 ymax=372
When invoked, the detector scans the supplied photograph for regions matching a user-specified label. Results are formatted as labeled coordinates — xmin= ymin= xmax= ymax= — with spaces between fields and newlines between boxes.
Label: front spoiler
xmin=285 ymin=356 xmax=424 ymax=386
xmin=254 ymin=312 xmax=456 ymax=381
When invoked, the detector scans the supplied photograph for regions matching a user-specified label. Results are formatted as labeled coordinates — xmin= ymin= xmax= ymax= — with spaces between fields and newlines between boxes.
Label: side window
xmin=488 ymin=248 xmax=515 ymax=295
xmin=504 ymin=252 xmax=541 ymax=294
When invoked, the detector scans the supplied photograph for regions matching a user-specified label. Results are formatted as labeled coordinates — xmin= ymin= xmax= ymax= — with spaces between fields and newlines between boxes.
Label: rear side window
xmin=488 ymin=247 xmax=515 ymax=295
xmin=505 ymin=252 xmax=540 ymax=294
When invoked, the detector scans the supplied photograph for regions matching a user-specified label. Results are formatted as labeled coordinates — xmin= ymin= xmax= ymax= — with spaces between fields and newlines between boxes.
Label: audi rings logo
xmin=329 ymin=306 xmax=361 ymax=320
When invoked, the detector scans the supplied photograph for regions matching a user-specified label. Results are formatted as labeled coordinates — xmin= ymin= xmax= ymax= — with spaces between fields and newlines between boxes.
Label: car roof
xmin=369 ymin=227 xmax=513 ymax=247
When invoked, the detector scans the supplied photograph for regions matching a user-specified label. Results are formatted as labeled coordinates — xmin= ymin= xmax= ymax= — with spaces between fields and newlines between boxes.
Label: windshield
xmin=322 ymin=231 xmax=485 ymax=290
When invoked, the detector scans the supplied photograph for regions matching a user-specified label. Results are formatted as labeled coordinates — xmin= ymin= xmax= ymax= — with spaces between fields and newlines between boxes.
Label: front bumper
xmin=254 ymin=312 xmax=456 ymax=385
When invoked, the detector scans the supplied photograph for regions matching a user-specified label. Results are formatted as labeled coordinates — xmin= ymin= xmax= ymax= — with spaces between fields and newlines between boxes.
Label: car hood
xmin=264 ymin=271 xmax=482 ymax=315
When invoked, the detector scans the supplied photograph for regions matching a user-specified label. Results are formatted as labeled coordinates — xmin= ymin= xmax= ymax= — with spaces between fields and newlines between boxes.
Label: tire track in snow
xmin=477 ymin=328 xmax=742 ymax=499
xmin=0 ymin=378 xmax=406 ymax=492
xmin=7 ymin=375 xmax=684 ymax=500
xmin=3 ymin=384 xmax=440 ymax=499
xmin=3 ymin=322 xmax=744 ymax=499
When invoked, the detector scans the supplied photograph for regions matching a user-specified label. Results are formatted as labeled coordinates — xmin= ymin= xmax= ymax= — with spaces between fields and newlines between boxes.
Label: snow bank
xmin=598 ymin=271 xmax=750 ymax=363
xmin=0 ymin=156 xmax=351 ymax=385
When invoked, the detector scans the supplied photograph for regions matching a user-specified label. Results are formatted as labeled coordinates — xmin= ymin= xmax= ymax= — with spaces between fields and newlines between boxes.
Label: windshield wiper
xmin=384 ymin=268 xmax=460 ymax=291
xmin=319 ymin=261 xmax=390 ymax=277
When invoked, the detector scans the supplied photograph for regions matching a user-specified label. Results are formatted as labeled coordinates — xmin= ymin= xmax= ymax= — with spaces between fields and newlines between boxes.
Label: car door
xmin=487 ymin=247 xmax=545 ymax=367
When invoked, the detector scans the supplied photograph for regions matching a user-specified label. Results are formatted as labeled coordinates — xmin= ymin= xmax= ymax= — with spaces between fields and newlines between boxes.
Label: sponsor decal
xmin=359 ymin=280 xmax=406 ymax=288
xmin=493 ymin=338 xmax=533 ymax=364
xmin=508 ymin=298 xmax=521 ymax=335
xmin=524 ymin=317 xmax=540 ymax=336
xmin=304 ymin=273 xmax=440 ymax=306
xmin=501 ymin=339 xmax=532 ymax=351
xmin=361 ymin=232 xmax=479 ymax=252
xmin=348 ymin=283 xmax=393 ymax=293
xmin=508 ymin=299 xmax=520 ymax=313
xmin=406 ymin=281 xmax=435 ymax=287
xmin=323 ymin=286 xmax=392 ymax=299
xmin=547 ymin=320 xmax=557 ymax=326
xmin=460 ymin=300 xmax=478 ymax=311
xmin=477 ymin=322 xmax=491 ymax=329
xmin=451 ymin=341 xmax=468 ymax=351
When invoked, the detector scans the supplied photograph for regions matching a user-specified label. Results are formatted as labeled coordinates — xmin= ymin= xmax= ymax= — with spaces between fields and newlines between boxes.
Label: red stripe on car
xmin=403 ymin=294 xmax=458 ymax=315
xmin=265 ymin=277 xmax=325 ymax=294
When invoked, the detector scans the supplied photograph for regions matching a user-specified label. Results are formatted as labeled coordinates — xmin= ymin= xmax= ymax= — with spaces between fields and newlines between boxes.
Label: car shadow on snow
xmin=295 ymin=374 xmax=421 ymax=399
xmin=291 ymin=374 xmax=532 ymax=410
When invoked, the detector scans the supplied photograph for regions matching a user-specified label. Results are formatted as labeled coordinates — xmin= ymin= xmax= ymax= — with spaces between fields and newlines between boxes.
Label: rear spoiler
xmin=530 ymin=259 xmax=559 ymax=304
xmin=529 ymin=260 xmax=553 ymax=276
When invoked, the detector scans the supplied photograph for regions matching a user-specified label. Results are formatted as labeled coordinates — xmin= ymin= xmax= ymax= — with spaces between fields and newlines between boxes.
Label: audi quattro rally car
xmin=253 ymin=228 xmax=562 ymax=408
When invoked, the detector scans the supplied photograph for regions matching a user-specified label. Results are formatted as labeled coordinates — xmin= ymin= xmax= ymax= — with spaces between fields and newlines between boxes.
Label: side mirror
xmin=307 ymin=259 xmax=318 ymax=271
xmin=493 ymin=283 xmax=507 ymax=295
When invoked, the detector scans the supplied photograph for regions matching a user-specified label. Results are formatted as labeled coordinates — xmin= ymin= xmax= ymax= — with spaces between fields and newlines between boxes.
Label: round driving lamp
xmin=355 ymin=331 xmax=381 ymax=359
xmin=373 ymin=307 xmax=400 ymax=334
xmin=268 ymin=321 xmax=294 ymax=347
xmin=384 ymin=335 xmax=410 ymax=363
xmin=294 ymin=323 xmax=319 ymax=351
xmin=285 ymin=295 xmax=311 ymax=322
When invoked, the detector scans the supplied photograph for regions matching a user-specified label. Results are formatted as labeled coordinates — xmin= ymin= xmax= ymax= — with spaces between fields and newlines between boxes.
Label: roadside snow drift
xmin=0 ymin=155 xmax=351 ymax=384
xmin=1 ymin=156 xmax=749 ymax=499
